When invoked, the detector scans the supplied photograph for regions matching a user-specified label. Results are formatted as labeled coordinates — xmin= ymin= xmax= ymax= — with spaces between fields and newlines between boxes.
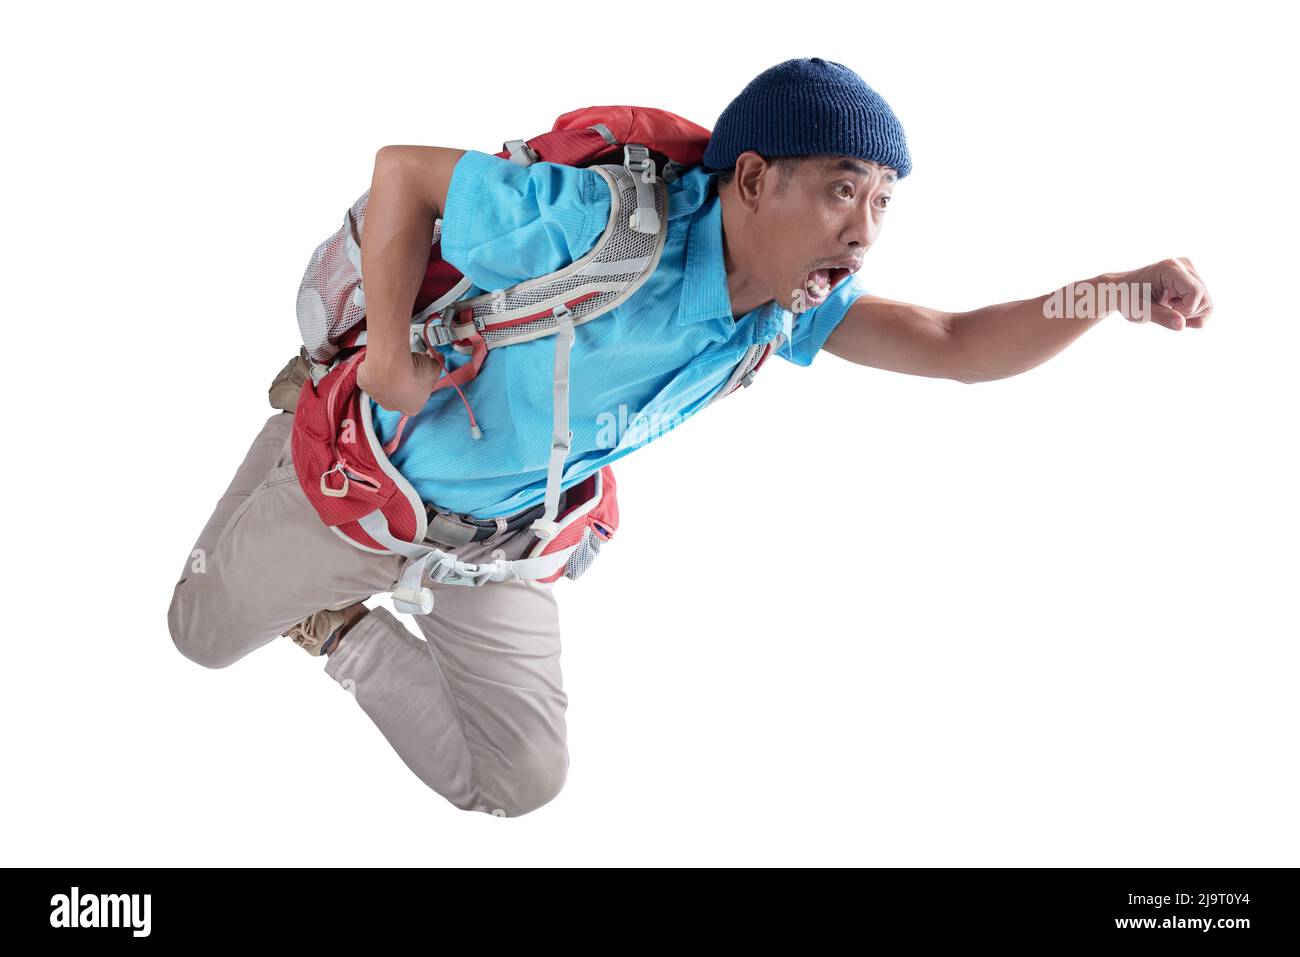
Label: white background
xmin=3 ymin=0 xmax=1295 ymax=866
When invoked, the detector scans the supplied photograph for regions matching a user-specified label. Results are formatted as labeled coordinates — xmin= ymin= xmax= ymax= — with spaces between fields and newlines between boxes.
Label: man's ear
xmin=732 ymin=151 xmax=774 ymax=210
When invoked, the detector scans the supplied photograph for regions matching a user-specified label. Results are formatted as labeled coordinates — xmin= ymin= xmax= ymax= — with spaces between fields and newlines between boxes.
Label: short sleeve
xmin=439 ymin=150 xmax=613 ymax=291
xmin=778 ymin=273 xmax=869 ymax=366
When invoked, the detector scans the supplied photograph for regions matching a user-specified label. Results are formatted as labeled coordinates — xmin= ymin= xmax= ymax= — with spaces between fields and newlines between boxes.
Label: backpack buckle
xmin=421 ymin=316 xmax=456 ymax=348
xmin=504 ymin=139 xmax=539 ymax=166
xmin=623 ymin=144 xmax=661 ymax=234
xmin=424 ymin=509 xmax=479 ymax=548
xmin=432 ymin=305 xmax=486 ymax=340
xmin=623 ymin=143 xmax=651 ymax=175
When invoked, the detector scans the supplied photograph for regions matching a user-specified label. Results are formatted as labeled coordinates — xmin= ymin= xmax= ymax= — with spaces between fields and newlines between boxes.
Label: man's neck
xmin=718 ymin=186 xmax=775 ymax=320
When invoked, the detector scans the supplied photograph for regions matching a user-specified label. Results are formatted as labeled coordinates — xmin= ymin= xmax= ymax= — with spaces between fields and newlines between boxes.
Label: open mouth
xmin=802 ymin=266 xmax=854 ymax=306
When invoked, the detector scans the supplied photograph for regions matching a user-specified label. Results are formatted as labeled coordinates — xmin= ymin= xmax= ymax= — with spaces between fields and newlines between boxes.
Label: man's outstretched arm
xmin=823 ymin=258 xmax=1214 ymax=384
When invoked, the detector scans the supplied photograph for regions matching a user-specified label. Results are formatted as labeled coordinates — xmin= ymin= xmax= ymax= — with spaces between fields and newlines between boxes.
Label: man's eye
xmin=834 ymin=184 xmax=854 ymax=199
xmin=878 ymin=194 xmax=893 ymax=208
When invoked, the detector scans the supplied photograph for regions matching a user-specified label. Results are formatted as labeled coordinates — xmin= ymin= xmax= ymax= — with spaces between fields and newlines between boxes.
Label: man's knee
xmin=474 ymin=749 xmax=570 ymax=818
xmin=168 ymin=578 xmax=237 ymax=670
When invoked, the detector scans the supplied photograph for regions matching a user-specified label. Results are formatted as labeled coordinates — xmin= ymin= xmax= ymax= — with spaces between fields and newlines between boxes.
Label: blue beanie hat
xmin=702 ymin=57 xmax=912 ymax=179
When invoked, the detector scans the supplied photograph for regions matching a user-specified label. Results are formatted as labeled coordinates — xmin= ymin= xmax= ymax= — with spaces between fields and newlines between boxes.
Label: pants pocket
xmin=264 ymin=464 xmax=299 ymax=488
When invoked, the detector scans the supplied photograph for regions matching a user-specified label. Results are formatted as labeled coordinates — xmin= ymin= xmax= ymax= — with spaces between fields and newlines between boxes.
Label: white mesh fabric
xmin=296 ymin=162 xmax=668 ymax=366
xmin=447 ymin=164 xmax=669 ymax=346
xmin=563 ymin=525 xmax=603 ymax=580
xmin=704 ymin=329 xmax=789 ymax=408
xmin=295 ymin=190 xmax=373 ymax=363
xmin=706 ymin=342 xmax=766 ymax=407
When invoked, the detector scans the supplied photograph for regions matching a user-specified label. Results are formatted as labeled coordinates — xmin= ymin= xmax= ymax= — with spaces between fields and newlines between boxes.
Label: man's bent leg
xmin=323 ymin=577 xmax=567 ymax=818
xmin=177 ymin=412 xmax=294 ymax=581
xmin=170 ymin=412 xmax=570 ymax=817
xmin=167 ymin=413 xmax=405 ymax=669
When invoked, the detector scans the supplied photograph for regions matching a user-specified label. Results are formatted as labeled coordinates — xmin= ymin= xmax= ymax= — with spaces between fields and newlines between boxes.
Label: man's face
xmin=737 ymin=152 xmax=896 ymax=313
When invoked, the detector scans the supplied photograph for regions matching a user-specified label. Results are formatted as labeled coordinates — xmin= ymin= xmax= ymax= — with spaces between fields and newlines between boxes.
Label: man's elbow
xmin=954 ymin=369 xmax=1014 ymax=385
xmin=372 ymin=145 xmax=464 ymax=217
xmin=944 ymin=322 xmax=1015 ymax=385
xmin=945 ymin=345 xmax=1003 ymax=385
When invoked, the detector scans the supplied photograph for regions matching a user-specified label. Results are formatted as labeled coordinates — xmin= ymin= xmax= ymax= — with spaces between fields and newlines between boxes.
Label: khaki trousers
xmin=167 ymin=412 xmax=569 ymax=818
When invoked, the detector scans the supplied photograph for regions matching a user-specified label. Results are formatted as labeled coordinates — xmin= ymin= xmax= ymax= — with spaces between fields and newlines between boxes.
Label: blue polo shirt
xmin=370 ymin=149 xmax=869 ymax=519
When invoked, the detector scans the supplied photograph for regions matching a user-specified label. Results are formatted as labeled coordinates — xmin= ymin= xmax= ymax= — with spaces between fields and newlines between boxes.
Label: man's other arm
xmin=820 ymin=293 xmax=982 ymax=382
xmin=822 ymin=275 xmax=1140 ymax=384
xmin=357 ymin=145 xmax=467 ymax=415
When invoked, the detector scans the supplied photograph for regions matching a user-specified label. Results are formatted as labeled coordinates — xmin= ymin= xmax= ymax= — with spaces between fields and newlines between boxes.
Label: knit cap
xmin=702 ymin=57 xmax=911 ymax=179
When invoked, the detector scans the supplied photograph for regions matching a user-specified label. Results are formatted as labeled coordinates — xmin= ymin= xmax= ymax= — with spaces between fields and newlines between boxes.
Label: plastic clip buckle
xmin=421 ymin=317 xmax=455 ymax=348
xmin=623 ymin=144 xmax=660 ymax=234
xmin=440 ymin=561 xmax=495 ymax=587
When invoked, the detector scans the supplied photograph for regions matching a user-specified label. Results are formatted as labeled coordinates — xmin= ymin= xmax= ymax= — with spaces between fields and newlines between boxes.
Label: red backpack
xmin=289 ymin=106 xmax=787 ymax=613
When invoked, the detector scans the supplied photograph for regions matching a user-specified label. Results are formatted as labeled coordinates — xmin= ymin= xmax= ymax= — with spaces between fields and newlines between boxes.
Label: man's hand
xmin=1113 ymin=257 xmax=1214 ymax=330
xmin=356 ymin=349 xmax=442 ymax=416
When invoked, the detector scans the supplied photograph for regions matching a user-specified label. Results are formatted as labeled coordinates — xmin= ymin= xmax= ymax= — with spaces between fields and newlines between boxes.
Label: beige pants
xmin=167 ymin=412 xmax=569 ymax=817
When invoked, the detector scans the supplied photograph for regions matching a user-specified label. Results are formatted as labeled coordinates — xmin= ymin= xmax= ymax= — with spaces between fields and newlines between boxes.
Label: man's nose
xmin=843 ymin=202 xmax=878 ymax=249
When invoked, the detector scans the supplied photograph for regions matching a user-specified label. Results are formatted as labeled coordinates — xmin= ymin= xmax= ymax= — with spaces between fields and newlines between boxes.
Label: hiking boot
xmin=281 ymin=608 xmax=349 ymax=657
xmin=268 ymin=349 xmax=311 ymax=414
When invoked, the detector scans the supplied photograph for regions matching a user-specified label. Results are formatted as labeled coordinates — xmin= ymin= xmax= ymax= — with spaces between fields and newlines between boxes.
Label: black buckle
xmin=424 ymin=510 xmax=477 ymax=548
xmin=424 ymin=499 xmax=551 ymax=546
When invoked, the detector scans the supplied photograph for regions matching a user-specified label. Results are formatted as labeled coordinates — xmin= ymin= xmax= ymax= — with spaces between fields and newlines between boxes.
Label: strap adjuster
xmin=391 ymin=585 xmax=434 ymax=614
xmin=424 ymin=306 xmax=486 ymax=348
xmin=424 ymin=510 xmax=478 ymax=548
xmin=623 ymin=144 xmax=660 ymax=234
xmin=529 ymin=517 xmax=561 ymax=542
xmin=440 ymin=303 xmax=487 ymax=330
xmin=421 ymin=318 xmax=455 ymax=347
xmin=623 ymin=143 xmax=651 ymax=175
xmin=504 ymin=139 xmax=539 ymax=166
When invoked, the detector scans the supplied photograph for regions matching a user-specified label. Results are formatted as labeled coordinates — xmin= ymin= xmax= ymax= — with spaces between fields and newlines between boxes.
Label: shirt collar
xmin=677 ymin=188 xmax=734 ymax=325
xmin=675 ymin=180 xmax=798 ymax=341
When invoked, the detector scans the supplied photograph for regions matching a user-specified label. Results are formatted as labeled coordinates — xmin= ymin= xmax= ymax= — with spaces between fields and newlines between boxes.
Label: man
xmin=168 ymin=58 xmax=1213 ymax=818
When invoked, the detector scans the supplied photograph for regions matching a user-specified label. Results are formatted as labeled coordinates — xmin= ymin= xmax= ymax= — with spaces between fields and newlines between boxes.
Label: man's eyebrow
xmin=823 ymin=157 xmax=897 ymax=184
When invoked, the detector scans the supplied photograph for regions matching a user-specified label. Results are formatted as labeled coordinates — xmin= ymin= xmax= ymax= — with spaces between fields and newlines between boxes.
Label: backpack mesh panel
xmin=296 ymin=191 xmax=374 ymax=363
xmin=296 ymin=163 xmax=664 ymax=363
xmin=450 ymin=164 xmax=667 ymax=345
xmin=563 ymin=525 xmax=603 ymax=580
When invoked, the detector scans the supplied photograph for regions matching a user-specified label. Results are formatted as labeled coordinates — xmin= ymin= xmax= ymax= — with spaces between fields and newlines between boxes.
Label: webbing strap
xmin=358 ymin=511 xmax=442 ymax=614
xmin=530 ymin=307 xmax=575 ymax=541
xmin=358 ymin=511 xmax=431 ymax=559
xmin=576 ymin=255 xmax=652 ymax=277
xmin=411 ymin=276 xmax=475 ymax=327
xmin=623 ymin=144 xmax=660 ymax=234
xmin=356 ymin=510 xmax=574 ymax=613
xmin=588 ymin=123 xmax=617 ymax=145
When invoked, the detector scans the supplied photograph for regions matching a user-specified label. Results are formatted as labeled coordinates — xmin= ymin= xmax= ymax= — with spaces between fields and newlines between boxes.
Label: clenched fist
xmin=357 ymin=350 xmax=443 ymax=416
xmin=1117 ymin=257 xmax=1214 ymax=330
